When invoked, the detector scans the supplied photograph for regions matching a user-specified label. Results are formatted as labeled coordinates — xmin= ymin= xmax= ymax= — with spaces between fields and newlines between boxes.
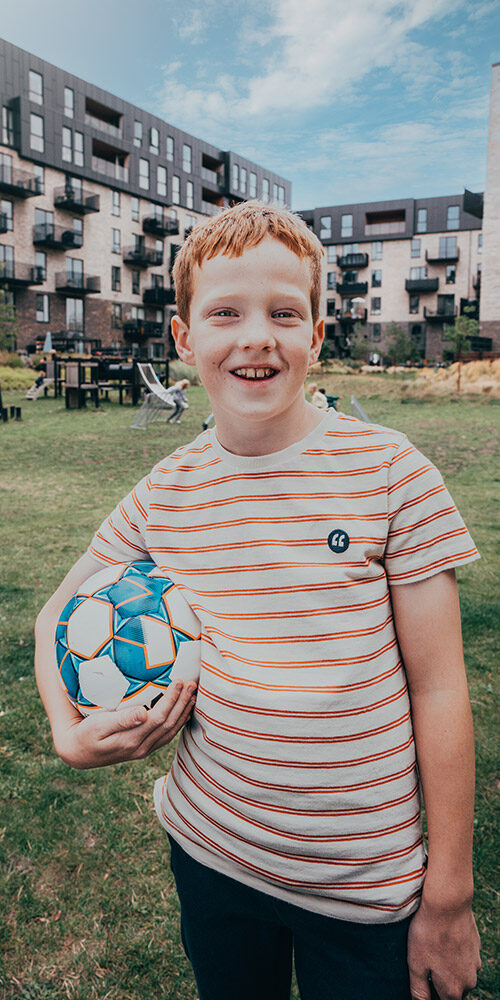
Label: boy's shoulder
xmin=319 ymin=410 xmax=410 ymax=453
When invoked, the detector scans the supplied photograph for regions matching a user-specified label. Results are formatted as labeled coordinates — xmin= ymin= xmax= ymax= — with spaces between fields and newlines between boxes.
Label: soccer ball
xmin=55 ymin=561 xmax=201 ymax=715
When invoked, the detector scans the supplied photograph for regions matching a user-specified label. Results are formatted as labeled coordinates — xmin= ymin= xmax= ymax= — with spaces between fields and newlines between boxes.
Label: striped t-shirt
xmin=89 ymin=410 xmax=479 ymax=923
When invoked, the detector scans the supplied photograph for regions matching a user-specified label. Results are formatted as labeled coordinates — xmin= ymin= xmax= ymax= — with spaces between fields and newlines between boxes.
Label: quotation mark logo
xmin=328 ymin=529 xmax=350 ymax=553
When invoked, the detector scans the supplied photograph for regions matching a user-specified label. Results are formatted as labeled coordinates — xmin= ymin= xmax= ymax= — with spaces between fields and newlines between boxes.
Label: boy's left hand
xmin=407 ymin=896 xmax=481 ymax=999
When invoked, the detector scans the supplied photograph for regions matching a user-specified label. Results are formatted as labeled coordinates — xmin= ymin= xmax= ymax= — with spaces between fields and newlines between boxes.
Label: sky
xmin=1 ymin=0 xmax=498 ymax=209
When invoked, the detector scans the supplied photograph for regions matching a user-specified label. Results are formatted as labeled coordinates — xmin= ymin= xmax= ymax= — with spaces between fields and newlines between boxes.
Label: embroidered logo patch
xmin=328 ymin=529 xmax=350 ymax=553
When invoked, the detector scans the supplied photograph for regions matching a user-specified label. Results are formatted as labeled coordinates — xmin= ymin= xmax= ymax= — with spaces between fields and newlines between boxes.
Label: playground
xmin=0 ymin=374 xmax=498 ymax=999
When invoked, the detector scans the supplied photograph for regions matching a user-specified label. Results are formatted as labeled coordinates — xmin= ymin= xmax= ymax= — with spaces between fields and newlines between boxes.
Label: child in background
xmin=35 ymin=201 xmax=481 ymax=1000
xmin=307 ymin=381 xmax=329 ymax=410
xmin=167 ymin=377 xmax=190 ymax=424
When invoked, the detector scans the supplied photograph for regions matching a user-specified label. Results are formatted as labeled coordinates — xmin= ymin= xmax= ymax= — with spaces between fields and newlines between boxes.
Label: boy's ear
xmin=171 ymin=315 xmax=196 ymax=365
xmin=309 ymin=319 xmax=325 ymax=365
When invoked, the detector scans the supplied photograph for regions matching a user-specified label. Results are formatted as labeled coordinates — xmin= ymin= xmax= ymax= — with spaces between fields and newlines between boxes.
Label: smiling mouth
xmin=232 ymin=367 xmax=278 ymax=380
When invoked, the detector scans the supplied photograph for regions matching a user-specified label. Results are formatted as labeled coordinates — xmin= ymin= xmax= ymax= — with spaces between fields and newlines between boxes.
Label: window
xmin=410 ymin=266 xmax=428 ymax=280
xmin=34 ymin=164 xmax=44 ymax=194
xmin=341 ymin=214 xmax=353 ymax=238
xmin=157 ymin=165 xmax=167 ymax=197
xmin=371 ymin=297 xmax=381 ymax=314
xmin=35 ymin=251 xmax=47 ymax=281
xmin=371 ymin=270 xmax=382 ymax=287
xmin=66 ymin=297 xmax=84 ymax=333
xmin=166 ymin=136 xmax=174 ymax=161
xmin=0 ymin=244 xmax=14 ymax=279
xmin=327 ymin=245 xmax=337 ymax=264
xmin=185 ymin=214 xmax=196 ymax=232
xmin=111 ymin=303 xmax=122 ymax=327
xmin=326 ymin=300 xmax=336 ymax=316
xmin=439 ymin=235 xmax=457 ymax=257
xmin=320 ymin=216 xmax=332 ymax=240
xmin=149 ymin=127 xmax=159 ymax=154
xmin=62 ymin=126 xmax=72 ymax=162
xmin=447 ymin=205 xmax=459 ymax=230
xmin=371 ymin=241 xmax=383 ymax=260
xmin=372 ymin=323 xmax=381 ymax=342
xmin=131 ymin=305 xmax=145 ymax=321
xmin=232 ymin=163 xmax=239 ymax=190
xmin=446 ymin=264 xmax=456 ymax=284
xmin=2 ymin=107 xmax=14 ymax=146
xmin=139 ymin=158 xmax=150 ymax=191
xmin=249 ymin=172 xmax=257 ymax=198
xmin=478 ymin=233 xmax=483 ymax=252
xmin=278 ymin=186 xmax=286 ymax=207
xmin=152 ymin=272 xmax=164 ymax=288
xmin=344 ymin=270 xmax=358 ymax=285
xmin=35 ymin=207 xmax=53 ymax=230
xmin=73 ymin=217 xmax=83 ymax=242
xmin=155 ymin=239 xmax=164 ymax=263
xmin=131 ymin=196 xmax=139 ymax=222
xmin=411 ymin=238 xmax=421 ymax=258
xmin=273 ymin=183 xmax=279 ymax=203
xmin=74 ymin=131 xmax=84 ymax=167
xmin=64 ymin=87 xmax=74 ymax=118
xmin=29 ymin=70 xmax=43 ymax=104
xmin=172 ymin=175 xmax=180 ymax=205
xmin=409 ymin=294 xmax=419 ymax=314
xmin=182 ymin=143 xmax=192 ymax=172
xmin=36 ymin=293 xmax=49 ymax=322
xmin=66 ymin=258 xmax=83 ymax=283
xmin=111 ymin=190 xmax=121 ymax=216
xmin=261 ymin=178 xmax=269 ymax=203
xmin=30 ymin=113 xmax=44 ymax=153
xmin=132 ymin=270 xmax=140 ymax=295
xmin=1 ymin=199 xmax=13 ymax=231
xmin=240 ymin=167 xmax=247 ymax=194
xmin=134 ymin=121 xmax=143 ymax=147
xmin=111 ymin=228 xmax=121 ymax=253
xmin=0 ymin=152 xmax=12 ymax=184
xmin=416 ymin=208 xmax=427 ymax=233
xmin=327 ymin=272 xmax=336 ymax=290
xmin=343 ymin=243 xmax=359 ymax=256
xmin=186 ymin=180 xmax=194 ymax=209
xmin=111 ymin=266 xmax=121 ymax=291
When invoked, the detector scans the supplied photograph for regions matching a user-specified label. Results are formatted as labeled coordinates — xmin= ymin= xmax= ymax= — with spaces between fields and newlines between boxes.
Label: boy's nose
xmin=236 ymin=319 xmax=277 ymax=350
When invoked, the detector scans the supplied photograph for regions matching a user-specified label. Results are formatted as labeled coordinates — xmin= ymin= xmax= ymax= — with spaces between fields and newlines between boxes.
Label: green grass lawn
xmin=0 ymin=379 xmax=498 ymax=999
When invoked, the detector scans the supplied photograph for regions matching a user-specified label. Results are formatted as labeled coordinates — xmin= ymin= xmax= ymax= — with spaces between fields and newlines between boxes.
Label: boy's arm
xmin=390 ymin=569 xmax=481 ymax=1000
xmin=35 ymin=552 xmax=197 ymax=770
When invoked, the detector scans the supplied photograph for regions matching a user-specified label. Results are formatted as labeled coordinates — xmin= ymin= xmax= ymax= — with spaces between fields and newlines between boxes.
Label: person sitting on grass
xmin=35 ymin=200 xmax=481 ymax=1000
xmin=307 ymin=381 xmax=329 ymax=410
xmin=167 ymin=377 xmax=190 ymax=424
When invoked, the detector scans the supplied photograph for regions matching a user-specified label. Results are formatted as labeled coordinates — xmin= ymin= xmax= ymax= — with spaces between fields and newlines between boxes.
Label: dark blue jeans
xmin=168 ymin=836 xmax=414 ymax=1000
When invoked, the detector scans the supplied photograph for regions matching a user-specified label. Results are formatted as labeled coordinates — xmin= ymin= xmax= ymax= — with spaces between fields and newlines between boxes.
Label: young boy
xmin=35 ymin=201 xmax=481 ymax=1000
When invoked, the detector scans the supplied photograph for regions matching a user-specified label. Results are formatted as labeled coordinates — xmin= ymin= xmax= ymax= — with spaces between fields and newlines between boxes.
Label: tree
xmin=443 ymin=308 xmax=478 ymax=392
xmin=0 ymin=284 xmax=18 ymax=351
xmin=383 ymin=322 xmax=420 ymax=367
xmin=349 ymin=322 xmax=375 ymax=363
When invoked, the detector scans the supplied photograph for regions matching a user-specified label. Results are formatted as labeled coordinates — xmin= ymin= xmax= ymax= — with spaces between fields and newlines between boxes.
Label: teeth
xmin=233 ymin=367 xmax=275 ymax=379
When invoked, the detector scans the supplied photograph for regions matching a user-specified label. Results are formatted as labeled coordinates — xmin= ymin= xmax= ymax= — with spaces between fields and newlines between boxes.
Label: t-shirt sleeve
xmin=384 ymin=437 xmax=479 ymax=585
xmin=88 ymin=471 xmax=153 ymax=566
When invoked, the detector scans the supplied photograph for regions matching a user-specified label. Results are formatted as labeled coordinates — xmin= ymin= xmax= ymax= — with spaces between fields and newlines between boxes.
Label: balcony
xmin=337 ymin=281 xmax=368 ymax=296
xmin=54 ymin=184 xmax=100 ymax=215
xmin=143 ymin=286 xmax=175 ymax=306
xmin=0 ymin=262 xmax=44 ymax=286
xmin=55 ymin=272 xmax=101 ymax=296
xmin=123 ymin=245 xmax=163 ymax=268
xmin=201 ymin=166 xmax=225 ymax=190
xmin=91 ymin=156 xmax=129 ymax=183
xmin=85 ymin=113 xmax=122 ymax=141
xmin=0 ymin=164 xmax=41 ymax=198
xmin=337 ymin=253 xmax=369 ymax=269
xmin=405 ymin=278 xmax=439 ymax=294
xmin=424 ymin=306 xmax=458 ymax=324
xmin=201 ymin=199 xmax=223 ymax=217
xmin=142 ymin=215 xmax=179 ymax=237
xmin=33 ymin=223 xmax=83 ymax=250
xmin=425 ymin=248 xmax=460 ymax=264
xmin=123 ymin=320 xmax=164 ymax=339
xmin=337 ymin=309 xmax=367 ymax=325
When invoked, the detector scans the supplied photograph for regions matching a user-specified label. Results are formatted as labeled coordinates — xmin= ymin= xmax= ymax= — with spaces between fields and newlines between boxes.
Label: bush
xmin=169 ymin=360 xmax=201 ymax=385
xmin=0 ymin=365 xmax=34 ymax=390
xmin=0 ymin=350 xmax=24 ymax=368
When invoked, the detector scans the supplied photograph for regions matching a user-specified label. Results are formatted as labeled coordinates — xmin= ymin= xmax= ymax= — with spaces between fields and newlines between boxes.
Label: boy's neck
xmin=213 ymin=401 xmax=325 ymax=457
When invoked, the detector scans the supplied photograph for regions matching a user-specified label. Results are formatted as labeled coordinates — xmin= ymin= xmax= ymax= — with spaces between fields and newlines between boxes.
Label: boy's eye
xmin=273 ymin=309 xmax=298 ymax=319
xmin=212 ymin=308 xmax=237 ymax=317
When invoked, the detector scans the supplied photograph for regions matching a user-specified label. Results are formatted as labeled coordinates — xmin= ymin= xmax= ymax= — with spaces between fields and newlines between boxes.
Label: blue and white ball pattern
xmin=55 ymin=561 xmax=201 ymax=715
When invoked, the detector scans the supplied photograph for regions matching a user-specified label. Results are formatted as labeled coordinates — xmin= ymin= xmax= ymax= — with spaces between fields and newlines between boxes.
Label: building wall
xmin=480 ymin=62 xmax=500 ymax=347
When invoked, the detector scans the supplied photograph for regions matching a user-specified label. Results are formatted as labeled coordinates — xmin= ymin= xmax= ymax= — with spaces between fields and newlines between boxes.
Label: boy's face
xmin=171 ymin=237 xmax=324 ymax=455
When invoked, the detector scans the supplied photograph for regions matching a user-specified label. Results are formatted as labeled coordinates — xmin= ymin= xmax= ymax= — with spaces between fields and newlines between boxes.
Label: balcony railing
xmin=143 ymin=286 xmax=176 ymax=306
xmin=337 ymin=308 xmax=367 ymax=324
xmin=123 ymin=320 xmax=164 ymax=339
xmin=405 ymin=278 xmax=439 ymax=293
xmin=423 ymin=306 xmax=457 ymax=324
xmin=54 ymin=185 xmax=100 ymax=214
xmin=0 ymin=164 xmax=42 ymax=198
xmin=201 ymin=166 xmax=225 ymax=189
xmin=85 ymin=113 xmax=122 ymax=140
xmin=201 ymin=200 xmax=222 ymax=216
xmin=337 ymin=253 xmax=369 ymax=269
xmin=142 ymin=215 xmax=179 ymax=237
xmin=123 ymin=246 xmax=163 ymax=267
xmin=91 ymin=156 xmax=129 ymax=183
xmin=425 ymin=248 xmax=460 ymax=264
xmin=0 ymin=262 xmax=44 ymax=286
xmin=55 ymin=272 xmax=101 ymax=295
xmin=33 ymin=223 xmax=84 ymax=250
xmin=337 ymin=281 xmax=368 ymax=296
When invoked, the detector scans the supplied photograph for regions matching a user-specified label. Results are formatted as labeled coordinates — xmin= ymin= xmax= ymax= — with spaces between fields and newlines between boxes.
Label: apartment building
xmin=480 ymin=62 xmax=500 ymax=349
xmin=0 ymin=37 xmax=291 ymax=356
xmin=298 ymin=194 xmax=486 ymax=362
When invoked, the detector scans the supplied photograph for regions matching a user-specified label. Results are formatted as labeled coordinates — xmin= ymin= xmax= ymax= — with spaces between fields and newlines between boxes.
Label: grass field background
xmin=0 ymin=375 xmax=498 ymax=999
